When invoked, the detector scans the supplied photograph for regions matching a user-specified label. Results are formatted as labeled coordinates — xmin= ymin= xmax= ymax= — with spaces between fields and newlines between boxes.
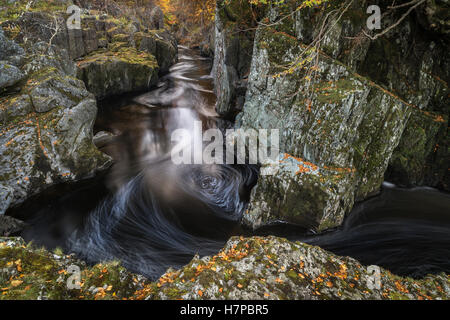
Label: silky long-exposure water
xmin=17 ymin=46 xmax=450 ymax=280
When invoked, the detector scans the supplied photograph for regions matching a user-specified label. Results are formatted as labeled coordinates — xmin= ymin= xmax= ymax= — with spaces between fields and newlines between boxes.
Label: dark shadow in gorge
xmin=13 ymin=46 xmax=450 ymax=281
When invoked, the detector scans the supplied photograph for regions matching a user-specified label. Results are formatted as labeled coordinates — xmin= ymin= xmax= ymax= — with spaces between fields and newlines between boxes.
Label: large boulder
xmin=234 ymin=1 xmax=449 ymax=231
xmin=1 ymin=236 xmax=448 ymax=300
xmin=76 ymin=46 xmax=159 ymax=99
xmin=0 ymin=42 xmax=112 ymax=215
xmin=151 ymin=236 xmax=450 ymax=300
xmin=288 ymin=0 xmax=450 ymax=191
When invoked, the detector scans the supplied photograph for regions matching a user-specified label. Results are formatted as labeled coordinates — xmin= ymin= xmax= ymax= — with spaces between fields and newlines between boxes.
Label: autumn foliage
xmin=156 ymin=0 xmax=215 ymax=26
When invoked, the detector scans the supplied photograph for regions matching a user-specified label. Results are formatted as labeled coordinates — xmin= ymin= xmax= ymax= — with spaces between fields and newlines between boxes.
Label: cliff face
xmin=214 ymin=0 xmax=449 ymax=231
xmin=213 ymin=0 xmax=265 ymax=120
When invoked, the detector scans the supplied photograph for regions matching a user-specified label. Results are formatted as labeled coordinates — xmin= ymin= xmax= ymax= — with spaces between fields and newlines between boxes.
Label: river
xmin=18 ymin=46 xmax=450 ymax=280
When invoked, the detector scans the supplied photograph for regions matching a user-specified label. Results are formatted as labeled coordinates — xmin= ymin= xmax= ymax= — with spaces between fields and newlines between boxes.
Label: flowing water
xmin=18 ymin=47 xmax=450 ymax=280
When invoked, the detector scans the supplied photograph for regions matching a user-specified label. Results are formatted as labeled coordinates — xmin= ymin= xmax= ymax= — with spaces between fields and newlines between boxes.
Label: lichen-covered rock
xmin=0 ymin=41 xmax=112 ymax=215
xmin=289 ymin=1 xmax=449 ymax=190
xmin=234 ymin=1 xmax=449 ymax=230
xmin=244 ymin=155 xmax=356 ymax=231
xmin=238 ymin=25 xmax=412 ymax=230
xmin=150 ymin=236 xmax=450 ymax=300
xmin=0 ymin=237 xmax=151 ymax=300
xmin=2 ymin=236 xmax=448 ymax=300
xmin=0 ymin=1 xmax=178 ymax=215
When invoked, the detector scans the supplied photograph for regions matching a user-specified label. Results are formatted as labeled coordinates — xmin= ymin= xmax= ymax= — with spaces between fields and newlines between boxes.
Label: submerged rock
xmin=93 ymin=131 xmax=117 ymax=149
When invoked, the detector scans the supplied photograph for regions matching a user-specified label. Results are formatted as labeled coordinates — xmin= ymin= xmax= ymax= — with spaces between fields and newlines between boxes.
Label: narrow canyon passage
xmin=19 ymin=46 xmax=450 ymax=281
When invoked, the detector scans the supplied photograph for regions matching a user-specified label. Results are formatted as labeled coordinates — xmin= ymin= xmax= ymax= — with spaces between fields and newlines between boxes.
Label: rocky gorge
xmin=0 ymin=0 xmax=449 ymax=300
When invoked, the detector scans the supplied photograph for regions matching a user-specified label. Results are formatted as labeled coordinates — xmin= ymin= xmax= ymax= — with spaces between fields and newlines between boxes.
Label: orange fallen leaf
xmin=10 ymin=280 xmax=23 ymax=287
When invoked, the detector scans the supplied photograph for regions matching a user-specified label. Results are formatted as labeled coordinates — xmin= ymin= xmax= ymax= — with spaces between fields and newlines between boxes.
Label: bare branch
xmin=363 ymin=0 xmax=426 ymax=41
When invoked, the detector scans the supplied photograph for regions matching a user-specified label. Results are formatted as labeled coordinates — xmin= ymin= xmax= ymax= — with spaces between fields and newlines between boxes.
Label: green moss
xmin=111 ymin=33 xmax=130 ymax=43
xmin=79 ymin=46 xmax=158 ymax=69
xmin=0 ymin=0 xmax=66 ymax=23
xmin=0 ymin=238 xmax=152 ymax=300
xmin=316 ymin=78 xmax=364 ymax=104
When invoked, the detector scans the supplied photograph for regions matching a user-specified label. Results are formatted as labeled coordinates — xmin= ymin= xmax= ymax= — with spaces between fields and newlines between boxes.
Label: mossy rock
xmin=0 ymin=238 xmax=151 ymax=300
xmin=2 ymin=236 xmax=448 ymax=300
xmin=76 ymin=47 xmax=159 ymax=99
xmin=151 ymin=236 xmax=450 ymax=300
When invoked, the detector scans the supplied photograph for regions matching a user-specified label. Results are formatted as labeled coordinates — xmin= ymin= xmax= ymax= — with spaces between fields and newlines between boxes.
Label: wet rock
xmin=0 ymin=216 xmax=25 ymax=236
xmin=387 ymin=111 xmax=449 ymax=190
xmin=93 ymin=131 xmax=116 ymax=149
xmin=152 ymin=236 xmax=450 ymax=300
